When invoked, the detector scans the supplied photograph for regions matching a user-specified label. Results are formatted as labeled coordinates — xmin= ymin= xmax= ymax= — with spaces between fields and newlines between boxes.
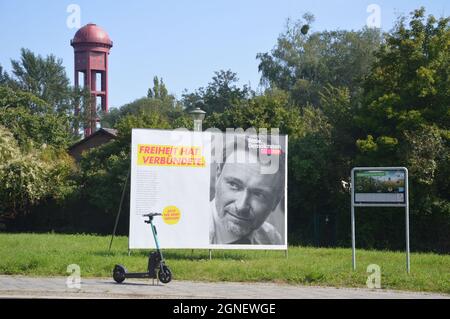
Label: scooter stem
xmin=150 ymin=221 xmax=163 ymax=259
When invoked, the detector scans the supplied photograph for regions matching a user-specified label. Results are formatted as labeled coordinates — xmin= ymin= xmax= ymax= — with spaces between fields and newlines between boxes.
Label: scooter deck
xmin=124 ymin=272 xmax=157 ymax=279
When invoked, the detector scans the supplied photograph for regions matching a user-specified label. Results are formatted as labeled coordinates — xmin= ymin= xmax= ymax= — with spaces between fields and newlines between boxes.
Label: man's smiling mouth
xmin=226 ymin=210 xmax=252 ymax=222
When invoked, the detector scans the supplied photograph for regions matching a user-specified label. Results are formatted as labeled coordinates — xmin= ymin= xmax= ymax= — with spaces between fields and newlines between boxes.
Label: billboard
xmin=129 ymin=129 xmax=288 ymax=250
xmin=352 ymin=168 xmax=407 ymax=206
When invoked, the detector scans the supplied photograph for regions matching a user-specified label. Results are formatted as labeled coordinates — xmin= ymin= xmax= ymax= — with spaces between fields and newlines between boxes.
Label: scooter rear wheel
xmin=158 ymin=265 xmax=172 ymax=284
xmin=113 ymin=264 xmax=126 ymax=283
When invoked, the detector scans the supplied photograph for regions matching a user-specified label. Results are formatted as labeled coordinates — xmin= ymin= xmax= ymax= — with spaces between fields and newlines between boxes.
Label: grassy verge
xmin=0 ymin=233 xmax=449 ymax=294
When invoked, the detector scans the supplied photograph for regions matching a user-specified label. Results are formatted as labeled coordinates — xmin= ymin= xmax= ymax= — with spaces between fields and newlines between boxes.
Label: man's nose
xmin=235 ymin=189 xmax=251 ymax=213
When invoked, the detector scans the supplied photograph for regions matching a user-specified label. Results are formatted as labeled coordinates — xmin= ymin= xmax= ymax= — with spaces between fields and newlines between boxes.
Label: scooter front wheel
xmin=158 ymin=265 xmax=172 ymax=284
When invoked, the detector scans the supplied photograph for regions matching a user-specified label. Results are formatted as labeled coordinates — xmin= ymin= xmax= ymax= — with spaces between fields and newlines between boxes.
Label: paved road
xmin=0 ymin=275 xmax=448 ymax=299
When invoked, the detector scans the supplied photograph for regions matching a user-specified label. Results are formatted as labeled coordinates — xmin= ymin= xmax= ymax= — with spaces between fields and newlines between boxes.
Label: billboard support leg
xmin=405 ymin=168 xmax=410 ymax=274
xmin=406 ymin=175 xmax=410 ymax=274
xmin=351 ymin=204 xmax=356 ymax=271
xmin=108 ymin=167 xmax=131 ymax=252
xmin=406 ymin=206 xmax=410 ymax=274
xmin=209 ymin=249 xmax=212 ymax=260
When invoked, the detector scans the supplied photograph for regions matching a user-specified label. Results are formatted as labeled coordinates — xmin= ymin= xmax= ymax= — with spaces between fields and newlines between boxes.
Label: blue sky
xmin=0 ymin=0 xmax=447 ymax=109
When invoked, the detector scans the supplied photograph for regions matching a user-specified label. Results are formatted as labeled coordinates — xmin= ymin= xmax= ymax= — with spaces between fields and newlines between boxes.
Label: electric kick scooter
xmin=113 ymin=213 xmax=172 ymax=284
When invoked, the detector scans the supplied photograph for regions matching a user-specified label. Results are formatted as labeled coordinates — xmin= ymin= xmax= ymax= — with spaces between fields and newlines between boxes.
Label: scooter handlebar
xmin=143 ymin=213 xmax=162 ymax=217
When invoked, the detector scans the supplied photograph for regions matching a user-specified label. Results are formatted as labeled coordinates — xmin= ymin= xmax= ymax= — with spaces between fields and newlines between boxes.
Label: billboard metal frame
xmin=351 ymin=167 xmax=410 ymax=273
xmin=128 ymin=128 xmax=288 ymax=253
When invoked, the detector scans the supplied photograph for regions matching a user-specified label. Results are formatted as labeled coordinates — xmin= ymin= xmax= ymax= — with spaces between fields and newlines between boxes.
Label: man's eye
xmin=253 ymin=191 xmax=266 ymax=200
xmin=227 ymin=181 xmax=240 ymax=190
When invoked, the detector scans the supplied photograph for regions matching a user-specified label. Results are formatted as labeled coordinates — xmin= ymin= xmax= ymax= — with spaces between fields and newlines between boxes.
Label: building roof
xmin=68 ymin=128 xmax=118 ymax=151
xmin=71 ymin=23 xmax=113 ymax=47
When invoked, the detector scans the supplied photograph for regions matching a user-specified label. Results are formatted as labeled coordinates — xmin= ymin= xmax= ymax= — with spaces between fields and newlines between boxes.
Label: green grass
xmin=0 ymin=233 xmax=449 ymax=294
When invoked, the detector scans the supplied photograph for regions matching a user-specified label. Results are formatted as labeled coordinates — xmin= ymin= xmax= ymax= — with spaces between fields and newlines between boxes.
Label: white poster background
xmin=129 ymin=129 xmax=287 ymax=250
xmin=130 ymin=129 xmax=211 ymax=249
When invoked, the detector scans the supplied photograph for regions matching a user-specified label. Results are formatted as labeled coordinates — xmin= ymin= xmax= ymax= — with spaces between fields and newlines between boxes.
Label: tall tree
xmin=147 ymin=76 xmax=169 ymax=100
xmin=0 ymin=86 xmax=73 ymax=148
xmin=102 ymin=76 xmax=184 ymax=129
xmin=10 ymin=48 xmax=71 ymax=114
xmin=356 ymin=8 xmax=450 ymax=252
xmin=182 ymin=70 xmax=251 ymax=114
xmin=0 ymin=64 xmax=12 ymax=86
xmin=357 ymin=8 xmax=449 ymax=169
xmin=257 ymin=14 xmax=382 ymax=107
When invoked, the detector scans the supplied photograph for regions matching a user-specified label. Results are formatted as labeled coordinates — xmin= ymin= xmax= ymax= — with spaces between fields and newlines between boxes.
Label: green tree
xmin=357 ymin=8 xmax=449 ymax=171
xmin=70 ymin=86 xmax=95 ymax=138
xmin=0 ymin=86 xmax=73 ymax=148
xmin=0 ymin=64 xmax=13 ymax=86
xmin=0 ymin=125 xmax=21 ymax=164
xmin=205 ymin=88 xmax=300 ymax=135
xmin=257 ymin=14 xmax=382 ymax=107
xmin=101 ymin=96 xmax=187 ymax=128
xmin=0 ymin=125 xmax=75 ymax=219
xmin=3 ymin=49 xmax=87 ymax=140
xmin=10 ymin=48 xmax=71 ymax=114
xmin=0 ymin=83 xmax=49 ymax=113
xmin=182 ymin=70 xmax=251 ymax=114
xmin=147 ymin=76 xmax=169 ymax=100
xmin=355 ymin=8 xmax=450 ymax=252
xmin=102 ymin=76 xmax=185 ymax=129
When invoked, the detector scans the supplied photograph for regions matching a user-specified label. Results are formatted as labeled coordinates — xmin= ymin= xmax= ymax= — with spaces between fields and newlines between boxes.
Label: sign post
xmin=351 ymin=199 xmax=356 ymax=271
xmin=351 ymin=167 xmax=410 ymax=273
xmin=405 ymin=170 xmax=410 ymax=273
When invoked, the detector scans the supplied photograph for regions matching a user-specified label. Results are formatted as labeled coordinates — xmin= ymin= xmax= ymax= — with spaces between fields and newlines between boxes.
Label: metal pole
xmin=209 ymin=249 xmax=212 ymax=260
xmin=350 ymin=170 xmax=356 ymax=271
xmin=406 ymin=206 xmax=410 ymax=274
xmin=108 ymin=168 xmax=131 ymax=252
xmin=405 ymin=170 xmax=410 ymax=274
xmin=351 ymin=204 xmax=356 ymax=271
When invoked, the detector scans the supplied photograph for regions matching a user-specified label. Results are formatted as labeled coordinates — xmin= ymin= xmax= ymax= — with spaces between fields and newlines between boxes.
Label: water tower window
xmin=96 ymin=72 xmax=102 ymax=92
xmin=96 ymin=96 xmax=103 ymax=110
xmin=78 ymin=71 xmax=85 ymax=87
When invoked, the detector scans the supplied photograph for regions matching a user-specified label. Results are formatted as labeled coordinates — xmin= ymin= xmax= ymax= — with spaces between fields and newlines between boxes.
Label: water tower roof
xmin=71 ymin=23 xmax=112 ymax=47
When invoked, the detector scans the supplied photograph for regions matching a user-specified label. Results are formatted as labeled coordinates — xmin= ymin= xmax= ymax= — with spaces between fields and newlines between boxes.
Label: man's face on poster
xmin=214 ymin=149 xmax=282 ymax=239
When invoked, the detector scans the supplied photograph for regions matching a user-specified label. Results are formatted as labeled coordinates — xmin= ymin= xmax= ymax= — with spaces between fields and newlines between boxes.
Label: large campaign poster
xmin=129 ymin=128 xmax=287 ymax=250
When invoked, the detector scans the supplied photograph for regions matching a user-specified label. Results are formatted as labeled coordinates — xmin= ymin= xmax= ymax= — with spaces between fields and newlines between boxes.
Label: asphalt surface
xmin=0 ymin=275 xmax=448 ymax=299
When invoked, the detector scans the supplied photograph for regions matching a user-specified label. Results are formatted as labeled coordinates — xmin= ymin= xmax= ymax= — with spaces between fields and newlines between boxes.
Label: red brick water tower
xmin=71 ymin=23 xmax=113 ymax=137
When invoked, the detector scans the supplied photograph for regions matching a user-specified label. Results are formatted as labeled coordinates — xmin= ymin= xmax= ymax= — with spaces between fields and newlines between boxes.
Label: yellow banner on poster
xmin=137 ymin=144 xmax=206 ymax=167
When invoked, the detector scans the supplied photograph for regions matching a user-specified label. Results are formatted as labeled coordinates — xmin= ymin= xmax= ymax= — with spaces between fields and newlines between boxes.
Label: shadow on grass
xmin=93 ymin=249 xmax=286 ymax=261
xmin=163 ymin=250 xmax=277 ymax=261
xmin=93 ymin=250 xmax=213 ymax=261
